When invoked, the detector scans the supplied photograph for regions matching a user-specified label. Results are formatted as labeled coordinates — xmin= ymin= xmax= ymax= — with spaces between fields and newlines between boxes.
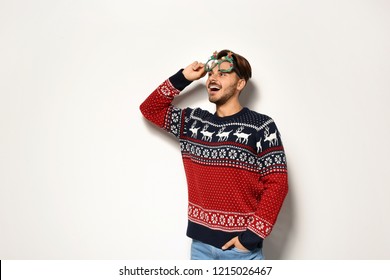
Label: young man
xmin=140 ymin=50 xmax=288 ymax=260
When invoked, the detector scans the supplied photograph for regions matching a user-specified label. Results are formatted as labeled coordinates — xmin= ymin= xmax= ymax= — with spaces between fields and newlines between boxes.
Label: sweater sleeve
xmin=238 ymin=119 xmax=288 ymax=250
xmin=139 ymin=69 xmax=192 ymax=137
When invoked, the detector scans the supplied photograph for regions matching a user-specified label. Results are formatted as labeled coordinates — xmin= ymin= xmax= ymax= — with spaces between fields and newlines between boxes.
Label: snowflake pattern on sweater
xmin=140 ymin=71 xmax=288 ymax=250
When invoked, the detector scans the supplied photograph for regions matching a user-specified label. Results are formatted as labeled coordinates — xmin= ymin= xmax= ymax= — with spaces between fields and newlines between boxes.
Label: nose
xmin=208 ymin=70 xmax=219 ymax=80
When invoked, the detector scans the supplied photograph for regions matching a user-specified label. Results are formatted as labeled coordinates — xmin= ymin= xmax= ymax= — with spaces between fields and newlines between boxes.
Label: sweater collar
xmin=212 ymin=107 xmax=249 ymax=122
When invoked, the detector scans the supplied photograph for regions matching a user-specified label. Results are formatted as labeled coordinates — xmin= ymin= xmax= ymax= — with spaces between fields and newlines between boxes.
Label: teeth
xmin=209 ymin=85 xmax=220 ymax=90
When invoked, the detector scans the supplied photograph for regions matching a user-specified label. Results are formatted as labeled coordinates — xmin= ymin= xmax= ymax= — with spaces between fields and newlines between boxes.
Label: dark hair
xmin=217 ymin=49 xmax=252 ymax=82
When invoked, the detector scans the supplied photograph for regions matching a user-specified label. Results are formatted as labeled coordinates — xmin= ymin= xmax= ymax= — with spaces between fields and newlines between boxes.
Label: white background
xmin=1 ymin=0 xmax=389 ymax=260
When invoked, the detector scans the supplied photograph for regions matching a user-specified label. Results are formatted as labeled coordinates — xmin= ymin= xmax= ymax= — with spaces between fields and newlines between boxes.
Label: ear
xmin=236 ymin=78 xmax=246 ymax=92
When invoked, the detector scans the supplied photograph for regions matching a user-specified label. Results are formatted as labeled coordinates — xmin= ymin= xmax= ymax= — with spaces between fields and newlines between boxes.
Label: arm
xmin=241 ymin=120 xmax=288 ymax=250
xmin=238 ymin=172 xmax=288 ymax=250
xmin=223 ymin=121 xmax=289 ymax=251
xmin=139 ymin=62 xmax=206 ymax=134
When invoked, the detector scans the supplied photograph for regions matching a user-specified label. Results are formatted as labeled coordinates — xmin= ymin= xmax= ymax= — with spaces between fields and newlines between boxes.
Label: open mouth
xmin=208 ymin=84 xmax=221 ymax=92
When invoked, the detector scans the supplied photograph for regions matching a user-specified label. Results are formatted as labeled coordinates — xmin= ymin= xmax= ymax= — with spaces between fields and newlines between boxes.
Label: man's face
xmin=206 ymin=60 xmax=242 ymax=106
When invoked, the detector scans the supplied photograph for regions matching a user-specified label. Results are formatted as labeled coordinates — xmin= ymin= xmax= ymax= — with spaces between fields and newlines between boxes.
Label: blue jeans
xmin=190 ymin=240 xmax=264 ymax=260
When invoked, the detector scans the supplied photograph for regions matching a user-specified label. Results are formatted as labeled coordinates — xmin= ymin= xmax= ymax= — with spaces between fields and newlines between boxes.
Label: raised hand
xmin=182 ymin=61 xmax=206 ymax=81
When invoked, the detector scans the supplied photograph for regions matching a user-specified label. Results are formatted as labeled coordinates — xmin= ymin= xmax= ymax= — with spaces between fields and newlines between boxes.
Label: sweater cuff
xmin=169 ymin=69 xmax=192 ymax=91
xmin=238 ymin=230 xmax=264 ymax=250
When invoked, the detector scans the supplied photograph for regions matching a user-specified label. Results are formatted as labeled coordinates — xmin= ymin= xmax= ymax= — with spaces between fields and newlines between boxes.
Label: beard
xmin=208 ymin=86 xmax=236 ymax=106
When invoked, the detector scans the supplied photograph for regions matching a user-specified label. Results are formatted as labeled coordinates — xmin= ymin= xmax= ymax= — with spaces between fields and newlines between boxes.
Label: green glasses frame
xmin=204 ymin=51 xmax=235 ymax=73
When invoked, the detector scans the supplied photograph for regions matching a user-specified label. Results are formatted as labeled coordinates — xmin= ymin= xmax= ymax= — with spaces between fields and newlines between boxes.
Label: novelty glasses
xmin=204 ymin=51 xmax=242 ymax=78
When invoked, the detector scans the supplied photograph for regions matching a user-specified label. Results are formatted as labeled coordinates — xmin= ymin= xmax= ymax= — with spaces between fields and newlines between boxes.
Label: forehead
xmin=218 ymin=60 xmax=231 ymax=70
xmin=208 ymin=66 xmax=238 ymax=81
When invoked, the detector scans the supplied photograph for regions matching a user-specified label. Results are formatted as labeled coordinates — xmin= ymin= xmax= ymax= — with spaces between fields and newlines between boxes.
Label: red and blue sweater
xmin=140 ymin=70 xmax=288 ymax=250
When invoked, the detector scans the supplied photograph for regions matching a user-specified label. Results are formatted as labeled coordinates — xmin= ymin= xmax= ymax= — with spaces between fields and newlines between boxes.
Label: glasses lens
xmin=205 ymin=58 xmax=218 ymax=72
xmin=218 ymin=60 xmax=233 ymax=72
xmin=205 ymin=58 xmax=234 ymax=73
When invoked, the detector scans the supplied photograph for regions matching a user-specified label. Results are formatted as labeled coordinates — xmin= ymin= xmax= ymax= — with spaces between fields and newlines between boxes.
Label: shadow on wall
xmin=240 ymin=80 xmax=261 ymax=109
xmin=140 ymin=80 xmax=295 ymax=260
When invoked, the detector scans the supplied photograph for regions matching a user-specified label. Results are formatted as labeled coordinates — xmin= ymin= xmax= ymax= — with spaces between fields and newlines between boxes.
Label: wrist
xmin=169 ymin=69 xmax=192 ymax=91
xmin=238 ymin=230 xmax=264 ymax=250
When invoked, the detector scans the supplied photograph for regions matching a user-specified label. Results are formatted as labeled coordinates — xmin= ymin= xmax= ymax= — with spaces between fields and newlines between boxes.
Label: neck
xmin=215 ymin=102 xmax=243 ymax=117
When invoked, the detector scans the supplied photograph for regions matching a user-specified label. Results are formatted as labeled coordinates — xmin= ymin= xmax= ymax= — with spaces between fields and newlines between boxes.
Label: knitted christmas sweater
xmin=140 ymin=70 xmax=288 ymax=250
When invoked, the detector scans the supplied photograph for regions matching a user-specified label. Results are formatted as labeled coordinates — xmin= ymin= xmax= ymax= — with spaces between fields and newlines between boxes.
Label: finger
xmin=198 ymin=63 xmax=205 ymax=70
xmin=191 ymin=61 xmax=199 ymax=70
xmin=221 ymin=237 xmax=236 ymax=250
xmin=196 ymin=63 xmax=206 ymax=76
xmin=234 ymin=239 xmax=249 ymax=251
xmin=193 ymin=62 xmax=205 ymax=71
